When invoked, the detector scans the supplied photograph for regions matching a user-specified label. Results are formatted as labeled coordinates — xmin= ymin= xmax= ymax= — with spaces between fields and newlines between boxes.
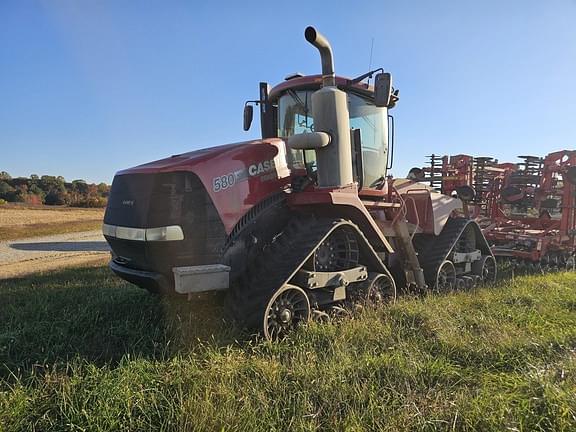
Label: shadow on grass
xmin=10 ymin=241 xmax=109 ymax=252
xmin=0 ymin=265 xmax=239 ymax=379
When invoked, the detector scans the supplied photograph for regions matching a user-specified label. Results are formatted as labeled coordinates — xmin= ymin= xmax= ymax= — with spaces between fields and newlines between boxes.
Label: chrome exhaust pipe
xmin=304 ymin=26 xmax=335 ymax=87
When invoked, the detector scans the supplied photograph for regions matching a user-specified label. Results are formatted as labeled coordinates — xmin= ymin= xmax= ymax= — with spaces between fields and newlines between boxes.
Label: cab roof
xmin=268 ymin=74 xmax=376 ymax=101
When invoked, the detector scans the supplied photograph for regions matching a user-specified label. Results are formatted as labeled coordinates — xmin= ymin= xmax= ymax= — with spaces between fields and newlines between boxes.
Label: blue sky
xmin=1 ymin=0 xmax=575 ymax=184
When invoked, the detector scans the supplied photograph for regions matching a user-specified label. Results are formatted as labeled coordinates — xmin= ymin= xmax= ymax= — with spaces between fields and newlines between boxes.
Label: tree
xmin=28 ymin=184 xmax=45 ymax=200
xmin=72 ymin=179 xmax=89 ymax=195
xmin=0 ymin=181 xmax=15 ymax=199
xmin=44 ymin=189 xmax=69 ymax=205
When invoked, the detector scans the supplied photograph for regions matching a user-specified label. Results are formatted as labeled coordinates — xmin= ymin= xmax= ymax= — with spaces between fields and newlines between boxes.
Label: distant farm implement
xmin=413 ymin=150 xmax=576 ymax=272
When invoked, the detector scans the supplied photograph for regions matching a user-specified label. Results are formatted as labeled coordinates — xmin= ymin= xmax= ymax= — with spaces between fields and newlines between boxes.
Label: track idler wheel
xmin=435 ymin=260 xmax=456 ymax=292
xmin=263 ymin=284 xmax=311 ymax=341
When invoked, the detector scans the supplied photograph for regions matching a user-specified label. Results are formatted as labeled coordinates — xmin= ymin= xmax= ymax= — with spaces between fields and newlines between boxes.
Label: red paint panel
xmin=117 ymin=138 xmax=293 ymax=233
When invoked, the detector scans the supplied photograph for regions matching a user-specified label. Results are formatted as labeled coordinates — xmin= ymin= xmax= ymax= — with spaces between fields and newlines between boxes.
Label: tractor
xmin=103 ymin=27 xmax=496 ymax=339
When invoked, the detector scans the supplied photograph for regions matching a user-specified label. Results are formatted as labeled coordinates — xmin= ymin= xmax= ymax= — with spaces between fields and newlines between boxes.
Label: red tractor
xmin=103 ymin=27 xmax=496 ymax=339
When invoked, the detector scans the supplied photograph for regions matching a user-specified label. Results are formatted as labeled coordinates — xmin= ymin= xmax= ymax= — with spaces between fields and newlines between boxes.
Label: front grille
xmin=105 ymin=174 xmax=153 ymax=227
xmin=104 ymin=171 xmax=227 ymax=274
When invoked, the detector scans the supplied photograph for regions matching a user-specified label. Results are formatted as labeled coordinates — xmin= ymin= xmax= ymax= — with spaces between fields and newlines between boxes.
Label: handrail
xmin=403 ymin=195 xmax=421 ymax=241
xmin=390 ymin=184 xmax=407 ymax=225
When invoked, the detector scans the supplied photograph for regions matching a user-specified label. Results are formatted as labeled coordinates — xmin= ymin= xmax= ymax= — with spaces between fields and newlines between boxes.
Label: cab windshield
xmin=277 ymin=89 xmax=388 ymax=187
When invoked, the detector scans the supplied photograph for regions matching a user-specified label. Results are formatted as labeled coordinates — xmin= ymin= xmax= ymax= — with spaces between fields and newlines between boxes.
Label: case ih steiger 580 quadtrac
xmin=103 ymin=27 xmax=496 ymax=339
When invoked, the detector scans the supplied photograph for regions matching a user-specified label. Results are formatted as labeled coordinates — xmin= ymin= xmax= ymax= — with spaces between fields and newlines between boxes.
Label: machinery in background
xmin=413 ymin=151 xmax=576 ymax=271
xmin=484 ymin=151 xmax=576 ymax=270
xmin=410 ymin=154 xmax=517 ymax=219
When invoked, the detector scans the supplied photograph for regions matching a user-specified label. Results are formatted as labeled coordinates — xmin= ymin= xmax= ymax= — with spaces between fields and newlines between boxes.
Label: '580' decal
xmin=212 ymin=159 xmax=277 ymax=192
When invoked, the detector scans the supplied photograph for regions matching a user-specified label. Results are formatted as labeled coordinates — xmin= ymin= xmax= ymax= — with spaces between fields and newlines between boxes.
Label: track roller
xmin=473 ymin=255 xmax=497 ymax=284
xmin=454 ymin=278 xmax=466 ymax=290
xmin=353 ymin=272 xmax=397 ymax=307
xmin=461 ymin=275 xmax=475 ymax=289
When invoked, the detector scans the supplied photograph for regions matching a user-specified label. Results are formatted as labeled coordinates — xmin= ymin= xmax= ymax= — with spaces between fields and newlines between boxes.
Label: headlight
xmin=102 ymin=223 xmax=117 ymax=237
xmin=145 ymin=225 xmax=184 ymax=241
xmin=116 ymin=226 xmax=146 ymax=241
xmin=102 ymin=224 xmax=184 ymax=241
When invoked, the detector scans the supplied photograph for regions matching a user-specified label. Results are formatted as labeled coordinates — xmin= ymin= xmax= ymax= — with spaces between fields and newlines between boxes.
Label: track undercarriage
xmin=226 ymin=209 xmax=497 ymax=339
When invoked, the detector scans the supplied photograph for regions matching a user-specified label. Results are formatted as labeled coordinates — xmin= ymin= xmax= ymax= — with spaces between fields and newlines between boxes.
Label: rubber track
xmin=417 ymin=217 xmax=493 ymax=285
xmin=233 ymin=216 xmax=389 ymax=329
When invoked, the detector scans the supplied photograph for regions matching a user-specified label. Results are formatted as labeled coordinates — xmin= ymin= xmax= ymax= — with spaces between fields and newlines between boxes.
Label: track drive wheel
xmin=311 ymin=227 xmax=359 ymax=271
xmin=263 ymin=284 xmax=311 ymax=341
xmin=435 ymin=260 xmax=456 ymax=292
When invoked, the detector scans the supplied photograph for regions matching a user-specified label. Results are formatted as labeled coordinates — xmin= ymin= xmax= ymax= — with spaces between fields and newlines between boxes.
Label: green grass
xmin=1 ymin=267 xmax=575 ymax=431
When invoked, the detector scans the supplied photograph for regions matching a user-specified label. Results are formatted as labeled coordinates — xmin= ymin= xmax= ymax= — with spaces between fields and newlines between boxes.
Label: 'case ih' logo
xmin=122 ymin=200 xmax=134 ymax=206
xmin=212 ymin=159 xmax=277 ymax=192
xmin=248 ymin=159 xmax=276 ymax=176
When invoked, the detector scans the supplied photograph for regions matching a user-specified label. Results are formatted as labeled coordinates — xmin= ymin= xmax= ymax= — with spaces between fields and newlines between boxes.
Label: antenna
xmin=367 ymin=37 xmax=374 ymax=85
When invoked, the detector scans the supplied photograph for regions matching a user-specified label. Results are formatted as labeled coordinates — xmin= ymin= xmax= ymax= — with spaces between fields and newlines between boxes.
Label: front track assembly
xmin=228 ymin=216 xmax=397 ymax=339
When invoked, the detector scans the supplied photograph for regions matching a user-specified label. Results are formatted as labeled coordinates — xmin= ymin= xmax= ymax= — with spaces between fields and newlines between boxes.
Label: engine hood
xmin=113 ymin=138 xmax=292 ymax=233
xmin=118 ymin=139 xmax=279 ymax=175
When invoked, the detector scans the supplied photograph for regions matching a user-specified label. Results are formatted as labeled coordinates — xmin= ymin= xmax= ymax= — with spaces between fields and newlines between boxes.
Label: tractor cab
xmin=244 ymin=74 xmax=397 ymax=195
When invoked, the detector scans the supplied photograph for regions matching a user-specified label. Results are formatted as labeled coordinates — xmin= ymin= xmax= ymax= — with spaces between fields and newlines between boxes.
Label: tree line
xmin=0 ymin=171 xmax=110 ymax=207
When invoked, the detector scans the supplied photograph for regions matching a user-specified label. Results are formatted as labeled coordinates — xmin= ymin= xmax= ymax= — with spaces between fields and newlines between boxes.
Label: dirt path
xmin=0 ymin=230 xmax=110 ymax=279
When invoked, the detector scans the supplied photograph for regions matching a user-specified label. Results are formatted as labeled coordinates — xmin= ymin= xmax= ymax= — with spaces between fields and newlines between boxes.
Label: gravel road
xmin=0 ymin=230 xmax=110 ymax=279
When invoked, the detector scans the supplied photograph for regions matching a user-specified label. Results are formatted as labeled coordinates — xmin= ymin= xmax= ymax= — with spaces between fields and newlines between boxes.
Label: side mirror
xmin=374 ymin=72 xmax=392 ymax=107
xmin=243 ymin=104 xmax=254 ymax=131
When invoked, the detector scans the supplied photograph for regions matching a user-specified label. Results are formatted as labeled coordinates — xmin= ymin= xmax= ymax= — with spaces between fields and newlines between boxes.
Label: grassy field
xmin=0 ymin=266 xmax=575 ymax=431
xmin=0 ymin=205 xmax=103 ymax=241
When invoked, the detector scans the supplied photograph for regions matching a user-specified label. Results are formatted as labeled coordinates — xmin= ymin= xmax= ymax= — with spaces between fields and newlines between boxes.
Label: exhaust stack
xmin=304 ymin=26 xmax=335 ymax=87
xmin=287 ymin=26 xmax=353 ymax=188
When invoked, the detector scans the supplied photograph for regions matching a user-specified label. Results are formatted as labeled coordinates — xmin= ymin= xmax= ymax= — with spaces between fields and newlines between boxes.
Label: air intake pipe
xmin=304 ymin=26 xmax=335 ymax=87
xmin=287 ymin=26 xmax=353 ymax=188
